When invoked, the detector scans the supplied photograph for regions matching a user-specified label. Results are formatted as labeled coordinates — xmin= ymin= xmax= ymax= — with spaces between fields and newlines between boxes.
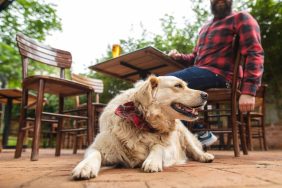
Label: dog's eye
xmin=174 ymin=83 xmax=183 ymax=88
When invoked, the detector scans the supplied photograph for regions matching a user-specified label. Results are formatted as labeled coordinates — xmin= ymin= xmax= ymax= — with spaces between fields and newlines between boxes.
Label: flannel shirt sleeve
xmin=175 ymin=31 xmax=201 ymax=67
xmin=178 ymin=46 xmax=198 ymax=67
xmin=236 ymin=12 xmax=264 ymax=96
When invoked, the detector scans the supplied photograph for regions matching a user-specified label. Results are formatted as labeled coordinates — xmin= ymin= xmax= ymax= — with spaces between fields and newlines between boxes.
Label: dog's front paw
xmin=72 ymin=161 xmax=99 ymax=180
xmin=142 ymin=158 xmax=163 ymax=173
xmin=199 ymin=152 xmax=214 ymax=163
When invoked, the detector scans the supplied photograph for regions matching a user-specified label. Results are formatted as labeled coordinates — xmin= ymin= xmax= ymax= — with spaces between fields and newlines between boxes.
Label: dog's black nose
xmin=200 ymin=92 xmax=208 ymax=100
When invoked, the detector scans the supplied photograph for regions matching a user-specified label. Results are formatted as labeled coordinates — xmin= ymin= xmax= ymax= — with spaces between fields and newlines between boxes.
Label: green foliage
xmin=0 ymin=0 xmax=62 ymax=89
xmin=0 ymin=42 xmax=20 ymax=88
xmin=248 ymin=0 xmax=282 ymax=120
xmin=0 ymin=0 xmax=62 ymax=44
xmin=0 ymin=0 xmax=62 ymax=118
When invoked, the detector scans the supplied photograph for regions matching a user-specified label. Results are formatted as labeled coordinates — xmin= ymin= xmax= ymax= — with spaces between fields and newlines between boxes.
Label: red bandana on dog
xmin=115 ymin=101 xmax=156 ymax=132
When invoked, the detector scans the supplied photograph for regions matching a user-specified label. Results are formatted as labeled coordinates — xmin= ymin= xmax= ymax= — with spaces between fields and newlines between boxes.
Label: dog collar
xmin=115 ymin=101 xmax=156 ymax=132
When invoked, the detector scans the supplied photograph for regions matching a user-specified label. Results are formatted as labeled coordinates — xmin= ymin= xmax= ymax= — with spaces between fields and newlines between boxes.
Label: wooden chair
xmin=0 ymin=104 xmax=2 ymax=152
xmin=70 ymin=74 xmax=106 ymax=154
xmin=14 ymin=33 xmax=94 ymax=161
xmin=195 ymin=35 xmax=248 ymax=157
xmin=245 ymin=84 xmax=268 ymax=151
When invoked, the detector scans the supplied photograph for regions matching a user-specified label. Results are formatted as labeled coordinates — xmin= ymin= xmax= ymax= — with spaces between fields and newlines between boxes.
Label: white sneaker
xmin=198 ymin=131 xmax=218 ymax=147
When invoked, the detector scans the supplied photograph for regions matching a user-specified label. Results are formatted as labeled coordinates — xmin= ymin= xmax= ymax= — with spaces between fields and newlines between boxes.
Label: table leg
xmin=2 ymin=98 xmax=12 ymax=148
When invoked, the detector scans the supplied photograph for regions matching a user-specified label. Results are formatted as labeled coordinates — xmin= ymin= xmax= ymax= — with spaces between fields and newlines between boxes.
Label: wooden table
xmin=0 ymin=89 xmax=38 ymax=149
xmin=89 ymin=46 xmax=185 ymax=82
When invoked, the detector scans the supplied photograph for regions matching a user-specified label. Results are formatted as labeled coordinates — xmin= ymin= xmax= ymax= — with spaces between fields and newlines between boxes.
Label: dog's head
xmin=133 ymin=75 xmax=207 ymax=123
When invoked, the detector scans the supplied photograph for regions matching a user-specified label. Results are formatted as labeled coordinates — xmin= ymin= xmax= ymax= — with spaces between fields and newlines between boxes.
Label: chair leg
xmin=93 ymin=105 xmax=97 ymax=138
xmin=246 ymin=113 xmax=253 ymax=151
xmin=261 ymin=116 xmax=268 ymax=150
xmin=73 ymin=133 xmax=78 ymax=154
xmin=226 ymin=134 xmax=232 ymax=150
xmin=48 ymin=128 xmax=53 ymax=147
xmin=87 ymin=92 xmax=93 ymax=145
xmin=31 ymin=79 xmax=45 ymax=161
xmin=239 ymin=112 xmax=248 ymax=155
xmin=15 ymin=88 xmax=29 ymax=158
xmin=226 ymin=117 xmax=232 ymax=150
xmin=62 ymin=134 xmax=65 ymax=148
xmin=232 ymin=110 xmax=240 ymax=157
xmin=80 ymin=137 xmax=84 ymax=149
xmin=258 ymin=131 xmax=263 ymax=150
xmin=66 ymin=133 xmax=70 ymax=148
xmin=68 ymin=133 xmax=72 ymax=148
xmin=55 ymin=95 xmax=64 ymax=156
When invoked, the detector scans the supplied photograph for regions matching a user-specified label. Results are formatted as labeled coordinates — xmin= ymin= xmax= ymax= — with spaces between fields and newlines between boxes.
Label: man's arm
xmin=168 ymin=48 xmax=197 ymax=67
xmin=236 ymin=12 xmax=264 ymax=112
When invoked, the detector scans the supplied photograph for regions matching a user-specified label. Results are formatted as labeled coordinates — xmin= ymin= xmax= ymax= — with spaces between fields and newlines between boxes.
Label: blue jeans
xmin=167 ymin=66 xmax=228 ymax=90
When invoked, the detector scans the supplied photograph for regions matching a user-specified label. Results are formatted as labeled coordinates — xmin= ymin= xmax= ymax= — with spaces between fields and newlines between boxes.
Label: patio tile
xmin=0 ymin=149 xmax=282 ymax=188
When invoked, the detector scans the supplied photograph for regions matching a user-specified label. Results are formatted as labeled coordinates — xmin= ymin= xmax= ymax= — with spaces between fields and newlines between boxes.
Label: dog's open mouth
xmin=171 ymin=103 xmax=200 ymax=118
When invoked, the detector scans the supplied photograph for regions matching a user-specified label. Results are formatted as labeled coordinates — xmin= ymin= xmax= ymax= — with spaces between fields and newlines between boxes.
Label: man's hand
xmin=168 ymin=49 xmax=182 ymax=60
xmin=239 ymin=94 xmax=255 ymax=112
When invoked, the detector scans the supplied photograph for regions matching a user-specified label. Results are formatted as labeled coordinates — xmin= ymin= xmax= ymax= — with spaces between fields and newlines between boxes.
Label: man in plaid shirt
xmin=168 ymin=0 xmax=264 ymax=146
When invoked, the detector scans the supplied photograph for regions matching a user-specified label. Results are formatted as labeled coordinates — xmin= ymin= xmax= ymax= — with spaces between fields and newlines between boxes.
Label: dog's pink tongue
xmin=185 ymin=107 xmax=198 ymax=115
xmin=184 ymin=106 xmax=192 ymax=113
xmin=175 ymin=103 xmax=199 ymax=115
xmin=176 ymin=103 xmax=192 ymax=112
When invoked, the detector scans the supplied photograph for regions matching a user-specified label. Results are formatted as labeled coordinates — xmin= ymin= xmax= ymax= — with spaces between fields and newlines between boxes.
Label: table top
xmin=89 ymin=46 xmax=185 ymax=82
xmin=0 ymin=88 xmax=37 ymax=105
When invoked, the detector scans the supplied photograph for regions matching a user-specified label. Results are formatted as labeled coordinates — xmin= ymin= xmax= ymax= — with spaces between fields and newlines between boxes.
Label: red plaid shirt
xmin=179 ymin=11 xmax=264 ymax=96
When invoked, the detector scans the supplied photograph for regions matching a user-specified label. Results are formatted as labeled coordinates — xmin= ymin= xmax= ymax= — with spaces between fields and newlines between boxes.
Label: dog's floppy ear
xmin=134 ymin=75 xmax=159 ymax=106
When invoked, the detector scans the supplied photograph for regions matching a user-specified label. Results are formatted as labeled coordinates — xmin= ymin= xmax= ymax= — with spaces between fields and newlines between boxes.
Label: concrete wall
xmin=264 ymin=124 xmax=282 ymax=149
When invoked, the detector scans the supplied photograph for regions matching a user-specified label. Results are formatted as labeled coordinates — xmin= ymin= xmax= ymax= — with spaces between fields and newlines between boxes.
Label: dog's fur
xmin=72 ymin=75 xmax=214 ymax=179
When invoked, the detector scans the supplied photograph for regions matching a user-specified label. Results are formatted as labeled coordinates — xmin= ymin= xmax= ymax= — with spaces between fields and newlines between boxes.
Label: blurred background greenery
xmin=0 ymin=0 xmax=282 ymax=126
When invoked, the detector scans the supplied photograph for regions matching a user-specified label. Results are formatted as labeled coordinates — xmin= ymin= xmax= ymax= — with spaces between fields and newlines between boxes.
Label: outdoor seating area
xmin=1 ymin=0 xmax=282 ymax=187
xmin=0 ymin=33 xmax=107 ymax=158
xmin=0 ymin=34 xmax=280 ymax=158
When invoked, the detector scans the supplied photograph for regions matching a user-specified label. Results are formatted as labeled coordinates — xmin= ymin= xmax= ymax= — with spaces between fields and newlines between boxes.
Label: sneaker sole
xmin=201 ymin=134 xmax=218 ymax=147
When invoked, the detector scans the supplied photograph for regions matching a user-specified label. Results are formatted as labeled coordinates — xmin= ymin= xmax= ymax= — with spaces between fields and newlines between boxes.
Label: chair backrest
xmin=71 ymin=74 xmax=104 ymax=103
xmin=206 ymin=35 xmax=243 ymax=103
xmin=16 ymin=33 xmax=72 ymax=80
xmin=230 ymin=35 xmax=243 ymax=108
xmin=254 ymin=84 xmax=267 ymax=112
xmin=231 ymin=35 xmax=242 ymax=92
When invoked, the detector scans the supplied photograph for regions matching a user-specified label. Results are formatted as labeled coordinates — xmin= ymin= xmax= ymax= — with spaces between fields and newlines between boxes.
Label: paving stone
xmin=0 ymin=149 xmax=281 ymax=188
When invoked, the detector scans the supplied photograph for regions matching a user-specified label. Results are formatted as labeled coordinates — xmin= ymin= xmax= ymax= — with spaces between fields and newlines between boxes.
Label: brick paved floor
xmin=0 ymin=149 xmax=282 ymax=188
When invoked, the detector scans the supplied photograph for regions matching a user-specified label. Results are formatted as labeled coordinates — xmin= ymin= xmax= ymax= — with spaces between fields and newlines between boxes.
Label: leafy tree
xmin=0 ymin=0 xmax=62 ymax=117
xmin=0 ymin=0 xmax=62 ymax=88
xmin=248 ymin=0 xmax=282 ymax=121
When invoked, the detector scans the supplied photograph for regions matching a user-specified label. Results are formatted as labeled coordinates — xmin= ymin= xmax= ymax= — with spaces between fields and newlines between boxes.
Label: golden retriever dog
xmin=72 ymin=75 xmax=214 ymax=179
